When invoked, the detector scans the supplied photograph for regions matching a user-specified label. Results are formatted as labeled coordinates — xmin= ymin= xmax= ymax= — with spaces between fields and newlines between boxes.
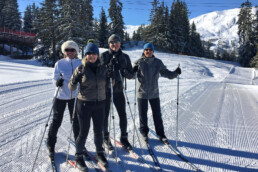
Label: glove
xmin=109 ymin=58 xmax=120 ymax=71
xmin=72 ymin=71 xmax=83 ymax=84
xmin=106 ymin=67 xmax=114 ymax=78
xmin=56 ymin=78 xmax=64 ymax=87
xmin=133 ymin=65 xmax=138 ymax=73
xmin=175 ymin=67 xmax=181 ymax=75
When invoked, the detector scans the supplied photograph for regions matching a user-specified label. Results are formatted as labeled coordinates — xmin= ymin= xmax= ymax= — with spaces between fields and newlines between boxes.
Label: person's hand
xmin=133 ymin=65 xmax=138 ymax=73
xmin=109 ymin=57 xmax=120 ymax=70
xmin=56 ymin=78 xmax=64 ymax=87
xmin=175 ymin=67 xmax=181 ymax=75
xmin=72 ymin=71 xmax=83 ymax=84
xmin=106 ymin=67 xmax=114 ymax=78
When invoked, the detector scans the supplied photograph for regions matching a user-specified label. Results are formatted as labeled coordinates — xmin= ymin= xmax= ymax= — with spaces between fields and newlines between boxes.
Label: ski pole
xmin=66 ymin=78 xmax=80 ymax=162
xmin=132 ymin=72 xmax=137 ymax=147
xmin=117 ymin=69 xmax=144 ymax=154
xmin=31 ymin=74 xmax=62 ymax=172
xmin=110 ymin=65 xmax=118 ymax=162
xmin=176 ymin=64 xmax=180 ymax=147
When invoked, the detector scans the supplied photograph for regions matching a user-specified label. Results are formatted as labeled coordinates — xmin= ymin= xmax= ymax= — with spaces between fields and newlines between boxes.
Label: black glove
xmin=133 ymin=65 xmax=138 ymax=73
xmin=56 ymin=78 xmax=64 ymax=87
xmin=106 ymin=67 xmax=114 ymax=78
xmin=72 ymin=71 xmax=83 ymax=84
xmin=109 ymin=58 xmax=120 ymax=71
xmin=175 ymin=67 xmax=181 ymax=75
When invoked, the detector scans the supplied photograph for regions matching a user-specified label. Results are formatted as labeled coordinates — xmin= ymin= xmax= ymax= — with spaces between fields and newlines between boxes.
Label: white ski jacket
xmin=53 ymin=57 xmax=81 ymax=100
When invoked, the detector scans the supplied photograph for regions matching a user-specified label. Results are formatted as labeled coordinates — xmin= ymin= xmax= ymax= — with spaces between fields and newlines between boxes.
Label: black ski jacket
xmin=100 ymin=49 xmax=134 ymax=93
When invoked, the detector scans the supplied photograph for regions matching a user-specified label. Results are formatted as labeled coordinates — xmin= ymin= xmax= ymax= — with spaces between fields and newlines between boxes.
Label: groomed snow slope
xmin=0 ymin=49 xmax=257 ymax=172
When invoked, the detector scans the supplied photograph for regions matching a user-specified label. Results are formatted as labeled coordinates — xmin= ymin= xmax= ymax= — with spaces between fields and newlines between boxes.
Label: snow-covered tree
xmin=108 ymin=0 xmax=125 ymax=43
xmin=2 ymin=0 xmax=21 ymax=30
xmin=97 ymin=7 xmax=108 ymax=48
xmin=237 ymin=0 xmax=256 ymax=67
xmin=35 ymin=0 xmax=59 ymax=66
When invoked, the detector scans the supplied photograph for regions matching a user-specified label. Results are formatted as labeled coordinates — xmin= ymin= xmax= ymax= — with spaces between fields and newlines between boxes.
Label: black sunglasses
xmin=65 ymin=48 xmax=76 ymax=52
xmin=145 ymin=49 xmax=153 ymax=52
xmin=86 ymin=52 xmax=98 ymax=55
xmin=110 ymin=40 xmax=120 ymax=44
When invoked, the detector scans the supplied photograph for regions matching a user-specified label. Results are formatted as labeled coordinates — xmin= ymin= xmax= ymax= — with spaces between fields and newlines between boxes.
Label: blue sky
xmin=18 ymin=0 xmax=257 ymax=25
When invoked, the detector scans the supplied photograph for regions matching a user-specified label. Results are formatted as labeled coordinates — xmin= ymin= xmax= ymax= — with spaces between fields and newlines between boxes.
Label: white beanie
xmin=61 ymin=40 xmax=79 ymax=54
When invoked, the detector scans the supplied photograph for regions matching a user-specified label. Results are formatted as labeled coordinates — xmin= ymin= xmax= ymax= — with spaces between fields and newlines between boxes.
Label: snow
xmin=0 ymin=49 xmax=258 ymax=172
xmin=190 ymin=7 xmax=257 ymax=52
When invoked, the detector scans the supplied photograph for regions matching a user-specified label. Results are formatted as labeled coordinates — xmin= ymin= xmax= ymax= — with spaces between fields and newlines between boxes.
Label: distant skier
xmin=47 ymin=40 xmax=81 ymax=158
xmin=133 ymin=43 xmax=181 ymax=143
xmin=69 ymin=43 xmax=112 ymax=170
xmin=100 ymin=34 xmax=135 ymax=150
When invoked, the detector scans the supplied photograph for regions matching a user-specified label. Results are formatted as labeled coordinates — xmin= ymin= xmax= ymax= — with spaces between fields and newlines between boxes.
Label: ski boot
xmin=159 ymin=135 xmax=169 ymax=144
xmin=96 ymin=152 xmax=109 ymax=168
xmin=103 ymin=137 xmax=114 ymax=150
xmin=120 ymin=133 xmax=133 ymax=150
xmin=75 ymin=154 xmax=88 ymax=172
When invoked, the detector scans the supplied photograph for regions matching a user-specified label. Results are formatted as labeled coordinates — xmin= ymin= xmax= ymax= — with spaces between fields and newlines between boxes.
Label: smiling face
xmin=64 ymin=48 xmax=77 ymax=59
xmin=109 ymin=40 xmax=121 ymax=52
xmin=144 ymin=48 xmax=154 ymax=58
xmin=86 ymin=52 xmax=98 ymax=63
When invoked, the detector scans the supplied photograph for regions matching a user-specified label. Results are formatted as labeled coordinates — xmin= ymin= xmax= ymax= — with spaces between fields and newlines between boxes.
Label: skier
xmin=100 ymin=34 xmax=135 ymax=150
xmin=47 ymin=40 xmax=81 ymax=158
xmin=69 ymin=43 xmax=112 ymax=170
xmin=133 ymin=43 xmax=181 ymax=143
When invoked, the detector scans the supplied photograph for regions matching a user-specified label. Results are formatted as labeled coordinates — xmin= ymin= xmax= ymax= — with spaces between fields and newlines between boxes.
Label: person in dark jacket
xmin=100 ymin=34 xmax=134 ymax=150
xmin=133 ymin=43 xmax=181 ymax=143
xmin=47 ymin=40 xmax=81 ymax=159
xmin=69 ymin=43 xmax=111 ymax=171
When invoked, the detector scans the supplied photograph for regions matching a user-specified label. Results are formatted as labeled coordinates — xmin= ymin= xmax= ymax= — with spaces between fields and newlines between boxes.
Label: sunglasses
xmin=65 ymin=49 xmax=76 ymax=52
xmin=145 ymin=49 xmax=153 ymax=52
xmin=86 ymin=52 xmax=98 ymax=55
xmin=110 ymin=40 xmax=120 ymax=44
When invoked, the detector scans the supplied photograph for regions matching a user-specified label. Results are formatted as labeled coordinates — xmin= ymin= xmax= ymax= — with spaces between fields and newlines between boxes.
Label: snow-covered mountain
xmin=125 ymin=7 xmax=257 ymax=53
xmin=190 ymin=7 xmax=257 ymax=52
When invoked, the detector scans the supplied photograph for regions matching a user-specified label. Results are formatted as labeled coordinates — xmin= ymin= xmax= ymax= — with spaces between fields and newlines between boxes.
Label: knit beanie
xmin=61 ymin=40 xmax=79 ymax=54
xmin=108 ymin=34 xmax=121 ymax=44
xmin=84 ymin=43 xmax=99 ymax=55
xmin=143 ymin=43 xmax=154 ymax=52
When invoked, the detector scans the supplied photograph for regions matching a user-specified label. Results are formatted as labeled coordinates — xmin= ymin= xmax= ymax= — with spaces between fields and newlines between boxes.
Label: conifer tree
xmin=23 ymin=5 xmax=33 ymax=32
xmin=109 ymin=0 xmax=124 ymax=43
xmin=188 ymin=22 xmax=204 ymax=57
xmin=237 ymin=0 xmax=256 ymax=67
xmin=167 ymin=0 xmax=190 ymax=54
xmin=0 ymin=0 xmax=6 ymax=27
xmin=144 ymin=0 xmax=160 ymax=44
xmin=78 ymin=0 xmax=94 ymax=57
xmin=58 ymin=0 xmax=83 ymax=46
xmin=97 ymin=7 xmax=108 ymax=48
xmin=2 ymin=0 xmax=21 ymax=30
xmin=35 ymin=0 xmax=59 ymax=66
xmin=31 ymin=3 xmax=40 ymax=34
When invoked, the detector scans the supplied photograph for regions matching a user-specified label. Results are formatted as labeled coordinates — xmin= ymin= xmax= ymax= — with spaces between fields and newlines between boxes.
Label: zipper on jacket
xmin=71 ymin=60 xmax=73 ymax=99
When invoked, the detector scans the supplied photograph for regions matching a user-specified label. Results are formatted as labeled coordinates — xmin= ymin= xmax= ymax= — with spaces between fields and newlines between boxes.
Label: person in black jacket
xmin=69 ymin=43 xmax=111 ymax=171
xmin=100 ymin=34 xmax=134 ymax=150
xmin=133 ymin=43 xmax=181 ymax=143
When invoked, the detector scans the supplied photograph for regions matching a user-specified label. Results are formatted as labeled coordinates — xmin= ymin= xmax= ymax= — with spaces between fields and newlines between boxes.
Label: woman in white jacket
xmin=47 ymin=40 xmax=81 ymax=159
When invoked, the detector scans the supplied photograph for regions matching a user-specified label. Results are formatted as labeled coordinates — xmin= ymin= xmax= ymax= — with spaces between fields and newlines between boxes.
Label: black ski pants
xmin=103 ymin=91 xmax=128 ymax=138
xmin=138 ymin=97 xmax=165 ymax=137
xmin=76 ymin=99 xmax=105 ymax=154
xmin=47 ymin=98 xmax=79 ymax=148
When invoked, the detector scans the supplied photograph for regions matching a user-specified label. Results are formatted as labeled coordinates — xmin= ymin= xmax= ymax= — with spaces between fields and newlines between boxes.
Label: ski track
xmin=1 ymin=54 xmax=258 ymax=171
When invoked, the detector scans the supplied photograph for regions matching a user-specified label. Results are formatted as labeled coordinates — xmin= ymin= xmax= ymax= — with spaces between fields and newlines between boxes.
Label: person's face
xmin=109 ymin=40 xmax=121 ymax=52
xmin=144 ymin=48 xmax=154 ymax=58
xmin=64 ymin=48 xmax=76 ymax=59
xmin=86 ymin=52 xmax=98 ymax=63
